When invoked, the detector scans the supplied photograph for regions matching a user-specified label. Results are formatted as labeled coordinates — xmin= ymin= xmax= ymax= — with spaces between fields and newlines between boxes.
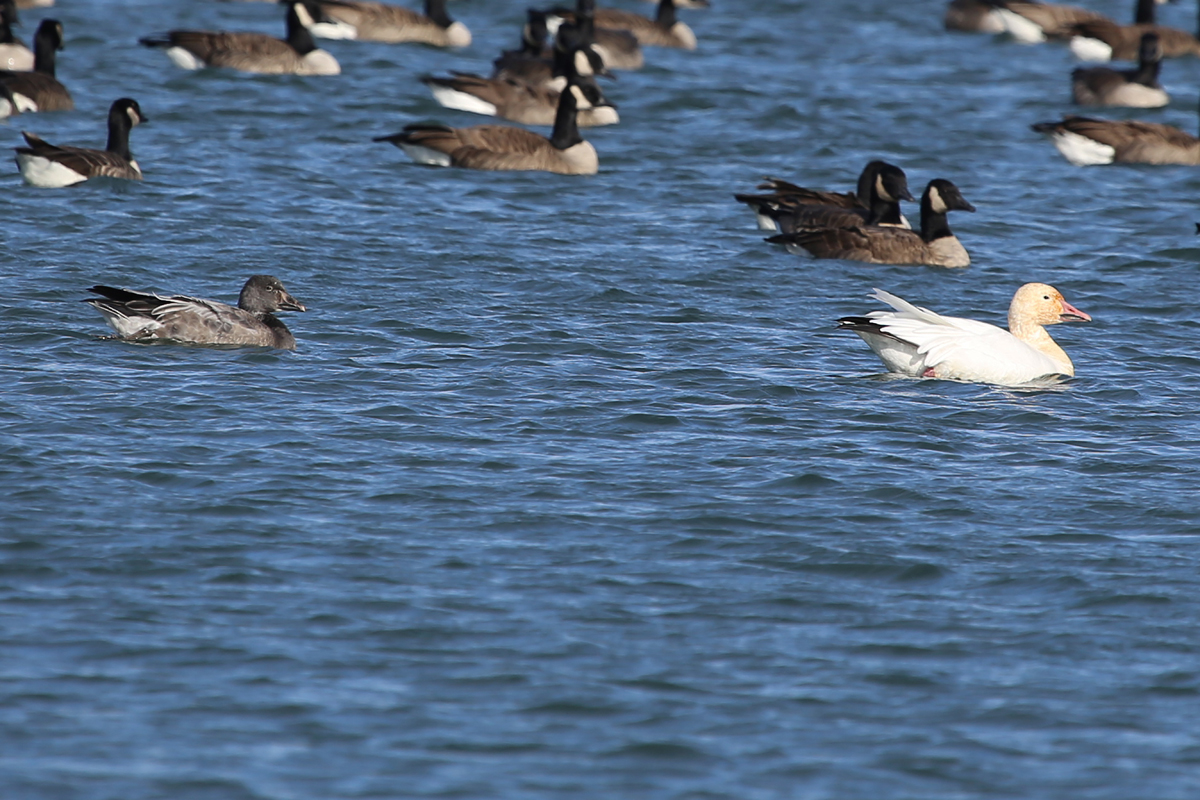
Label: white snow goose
xmin=838 ymin=284 xmax=1091 ymax=386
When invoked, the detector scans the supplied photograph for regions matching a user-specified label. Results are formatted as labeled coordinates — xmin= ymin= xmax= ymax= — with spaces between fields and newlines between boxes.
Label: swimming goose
xmin=589 ymin=0 xmax=696 ymax=49
xmin=735 ymin=161 xmax=912 ymax=232
xmin=424 ymin=31 xmax=616 ymax=127
xmin=838 ymin=284 xmax=1091 ymax=386
xmin=139 ymin=1 xmax=340 ymax=75
xmin=0 ymin=19 xmax=71 ymax=117
xmin=15 ymin=97 xmax=145 ymax=187
xmin=0 ymin=0 xmax=33 ymax=71
xmin=1032 ymin=98 xmax=1200 ymax=165
xmin=767 ymin=179 xmax=976 ymax=268
xmin=773 ymin=165 xmax=914 ymax=234
xmin=490 ymin=9 xmax=558 ymax=87
xmin=945 ymin=0 xmax=1009 ymax=34
xmin=374 ymin=75 xmax=598 ymax=174
xmin=308 ymin=0 xmax=470 ymax=46
xmin=993 ymin=1 xmax=1113 ymax=43
xmin=1066 ymin=0 xmax=1200 ymax=60
xmin=546 ymin=0 xmax=644 ymax=70
xmin=1072 ymin=31 xmax=1168 ymax=107
xmin=85 ymin=275 xmax=306 ymax=350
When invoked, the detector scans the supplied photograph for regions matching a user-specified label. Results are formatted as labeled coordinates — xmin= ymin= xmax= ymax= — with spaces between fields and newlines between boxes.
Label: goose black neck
xmin=425 ymin=0 xmax=453 ymax=28
xmin=854 ymin=167 xmax=878 ymax=209
xmin=106 ymin=108 xmax=133 ymax=160
xmin=1132 ymin=52 xmax=1161 ymax=85
xmin=32 ymin=24 xmax=58 ymax=76
xmin=865 ymin=197 xmax=904 ymax=227
xmin=919 ymin=197 xmax=953 ymax=242
xmin=285 ymin=5 xmax=319 ymax=55
xmin=1134 ymin=0 xmax=1155 ymax=25
xmin=550 ymin=84 xmax=584 ymax=150
xmin=656 ymin=0 xmax=678 ymax=27
xmin=0 ymin=16 xmax=15 ymax=46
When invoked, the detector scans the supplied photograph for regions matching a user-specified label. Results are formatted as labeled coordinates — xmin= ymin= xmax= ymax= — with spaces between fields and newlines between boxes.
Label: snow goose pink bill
xmin=837 ymin=284 xmax=1091 ymax=387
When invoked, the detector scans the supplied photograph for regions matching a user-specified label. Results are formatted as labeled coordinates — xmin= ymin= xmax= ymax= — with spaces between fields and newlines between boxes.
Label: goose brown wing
xmin=0 ymin=70 xmax=73 ymax=110
xmin=321 ymin=0 xmax=423 ymax=28
xmin=776 ymin=205 xmax=870 ymax=233
xmin=1006 ymin=2 xmax=1108 ymax=37
xmin=166 ymin=31 xmax=303 ymax=71
xmin=18 ymin=133 xmax=141 ymax=179
xmin=772 ymin=226 xmax=927 ymax=265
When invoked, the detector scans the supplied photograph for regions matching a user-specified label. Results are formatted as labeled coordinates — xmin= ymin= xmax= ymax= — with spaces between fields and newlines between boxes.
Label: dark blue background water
xmin=3 ymin=1 xmax=1200 ymax=797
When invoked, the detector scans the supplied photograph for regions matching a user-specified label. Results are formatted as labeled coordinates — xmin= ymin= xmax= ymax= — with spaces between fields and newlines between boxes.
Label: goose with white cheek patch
xmin=0 ymin=0 xmax=33 ymax=71
xmin=1032 ymin=96 xmax=1200 ymax=165
xmin=84 ymin=275 xmax=307 ymax=350
xmin=0 ymin=19 xmax=71 ymax=117
xmin=767 ymin=179 xmax=975 ymax=268
xmin=837 ymin=284 xmax=1091 ymax=386
xmin=735 ymin=161 xmax=913 ymax=233
xmin=1072 ymin=31 xmax=1168 ymax=107
xmin=374 ymin=64 xmax=598 ymax=175
xmin=138 ymin=1 xmax=340 ymax=75
xmin=305 ymin=0 xmax=470 ymax=46
xmin=1066 ymin=0 xmax=1200 ymax=61
xmin=15 ymin=97 xmax=146 ymax=187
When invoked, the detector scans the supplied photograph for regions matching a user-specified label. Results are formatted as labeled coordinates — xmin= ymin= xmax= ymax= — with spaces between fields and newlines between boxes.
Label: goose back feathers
xmin=85 ymin=275 xmax=306 ymax=350
xmin=312 ymin=0 xmax=471 ymax=47
xmin=768 ymin=179 xmax=976 ymax=268
xmin=735 ymin=161 xmax=912 ymax=232
xmin=139 ymin=2 xmax=340 ymax=75
xmin=591 ymin=0 xmax=696 ymax=49
xmin=15 ymin=97 xmax=146 ymax=187
xmin=838 ymin=284 xmax=1091 ymax=385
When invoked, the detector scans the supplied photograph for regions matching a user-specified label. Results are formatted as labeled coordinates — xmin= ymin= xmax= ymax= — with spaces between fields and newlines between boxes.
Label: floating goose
xmin=424 ymin=31 xmax=616 ymax=127
xmin=736 ymin=161 xmax=913 ymax=233
xmin=1067 ymin=0 xmax=1200 ymax=60
xmin=0 ymin=0 xmax=33 ymax=71
xmin=944 ymin=0 xmax=1009 ymax=34
xmin=735 ymin=161 xmax=911 ymax=232
xmin=589 ymin=0 xmax=696 ymax=49
xmin=546 ymin=0 xmax=644 ymax=70
xmin=307 ymin=0 xmax=470 ymax=47
xmin=15 ymin=97 xmax=145 ymax=187
xmin=375 ymin=74 xmax=598 ymax=174
xmin=837 ymin=284 xmax=1091 ymax=386
xmin=767 ymin=179 xmax=976 ymax=268
xmin=85 ymin=275 xmax=306 ymax=350
xmin=490 ymin=10 xmax=558 ymax=88
xmin=1072 ymin=31 xmax=1168 ymax=107
xmin=1032 ymin=98 xmax=1200 ymax=165
xmin=139 ymin=1 xmax=340 ymax=75
xmin=0 ymin=19 xmax=71 ymax=116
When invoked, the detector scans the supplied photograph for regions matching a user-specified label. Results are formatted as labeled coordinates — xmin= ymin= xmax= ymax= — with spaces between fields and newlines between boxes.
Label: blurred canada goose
xmin=0 ymin=19 xmax=71 ymax=116
xmin=588 ymin=0 xmax=696 ymax=49
xmin=767 ymin=179 xmax=976 ymax=268
xmin=139 ymin=1 xmax=340 ymax=75
xmin=1072 ymin=32 xmax=1168 ymax=107
xmin=993 ymin=1 xmax=1112 ymax=43
xmin=546 ymin=0 xmax=644 ymax=70
xmin=944 ymin=0 xmax=1008 ymax=33
xmin=734 ymin=161 xmax=912 ymax=232
xmin=426 ymin=31 xmax=616 ymax=127
xmin=838 ymin=284 xmax=1090 ymax=386
xmin=0 ymin=0 xmax=32 ymax=71
xmin=375 ymin=77 xmax=598 ymax=174
xmin=308 ymin=0 xmax=470 ymax=46
xmin=15 ymin=98 xmax=146 ymax=187
xmin=85 ymin=275 xmax=306 ymax=350
xmin=1032 ymin=98 xmax=1200 ymax=165
xmin=490 ymin=9 xmax=556 ymax=86
xmin=1066 ymin=0 xmax=1199 ymax=60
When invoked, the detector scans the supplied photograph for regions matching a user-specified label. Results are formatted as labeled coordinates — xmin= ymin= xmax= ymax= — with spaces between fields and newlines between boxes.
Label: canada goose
xmin=588 ymin=0 xmax=696 ymax=49
xmin=1066 ymin=0 xmax=1199 ymax=60
xmin=1032 ymin=98 xmax=1200 ymax=165
xmin=139 ymin=1 xmax=340 ymax=75
xmin=0 ymin=19 xmax=71 ymax=116
xmin=490 ymin=9 xmax=557 ymax=87
xmin=773 ymin=164 xmax=915 ymax=234
xmin=838 ymin=284 xmax=1090 ymax=386
xmin=734 ymin=161 xmax=912 ymax=232
xmin=1072 ymin=32 xmax=1168 ymax=107
xmin=15 ymin=97 xmax=146 ymax=187
xmin=993 ymin=1 xmax=1112 ymax=43
xmin=85 ymin=275 xmax=306 ymax=350
xmin=545 ymin=1 xmax=644 ymax=70
xmin=945 ymin=0 xmax=1009 ymax=34
xmin=0 ymin=0 xmax=32 ymax=71
xmin=374 ymin=76 xmax=598 ymax=175
xmin=767 ymin=179 xmax=976 ymax=268
xmin=307 ymin=0 xmax=470 ymax=47
xmin=425 ymin=30 xmax=616 ymax=127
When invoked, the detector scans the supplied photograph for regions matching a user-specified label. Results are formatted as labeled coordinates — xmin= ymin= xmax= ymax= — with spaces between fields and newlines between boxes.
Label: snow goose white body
xmin=838 ymin=284 xmax=1091 ymax=386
